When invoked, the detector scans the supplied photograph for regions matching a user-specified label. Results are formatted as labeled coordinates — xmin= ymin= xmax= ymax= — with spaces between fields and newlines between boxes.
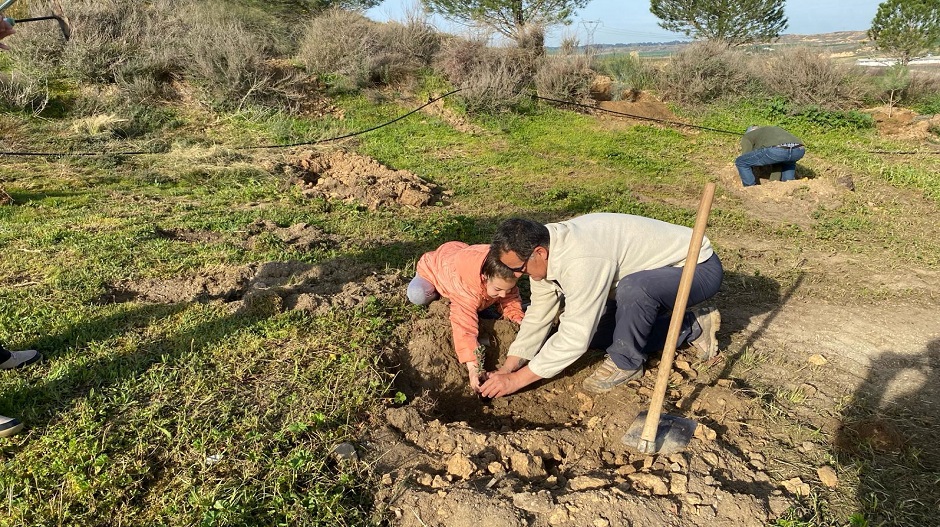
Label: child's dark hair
xmin=482 ymin=250 xmax=518 ymax=281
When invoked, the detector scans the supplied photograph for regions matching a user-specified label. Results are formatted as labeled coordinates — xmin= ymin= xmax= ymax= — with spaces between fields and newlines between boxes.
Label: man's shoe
xmin=0 ymin=415 xmax=23 ymax=438
xmin=582 ymin=356 xmax=643 ymax=394
xmin=690 ymin=307 xmax=721 ymax=361
xmin=0 ymin=348 xmax=41 ymax=370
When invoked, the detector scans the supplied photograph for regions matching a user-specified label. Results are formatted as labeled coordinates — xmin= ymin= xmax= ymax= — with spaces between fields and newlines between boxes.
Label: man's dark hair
xmin=482 ymin=250 xmax=518 ymax=281
xmin=491 ymin=218 xmax=550 ymax=259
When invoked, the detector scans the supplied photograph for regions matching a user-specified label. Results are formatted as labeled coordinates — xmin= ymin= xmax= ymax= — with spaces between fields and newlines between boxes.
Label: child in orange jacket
xmin=408 ymin=241 xmax=524 ymax=392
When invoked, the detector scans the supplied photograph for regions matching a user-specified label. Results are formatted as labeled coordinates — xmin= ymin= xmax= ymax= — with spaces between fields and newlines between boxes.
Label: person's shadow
xmin=834 ymin=338 xmax=940 ymax=525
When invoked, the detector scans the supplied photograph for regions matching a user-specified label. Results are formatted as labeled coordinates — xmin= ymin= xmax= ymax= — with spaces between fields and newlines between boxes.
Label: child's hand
xmin=466 ymin=361 xmax=487 ymax=392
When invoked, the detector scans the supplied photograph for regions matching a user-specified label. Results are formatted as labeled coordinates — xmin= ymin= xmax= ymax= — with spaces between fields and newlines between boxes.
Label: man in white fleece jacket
xmin=479 ymin=213 xmax=723 ymax=398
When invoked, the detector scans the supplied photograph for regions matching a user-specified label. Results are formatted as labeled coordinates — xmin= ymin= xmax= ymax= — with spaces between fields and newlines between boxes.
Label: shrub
xmin=752 ymin=47 xmax=865 ymax=110
xmin=0 ymin=69 xmax=50 ymax=113
xmin=371 ymin=15 xmax=443 ymax=87
xmin=533 ymin=51 xmax=595 ymax=101
xmin=9 ymin=0 xmax=301 ymax=110
xmin=905 ymin=71 xmax=940 ymax=113
xmin=297 ymin=9 xmax=384 ymax=89
xmin=434 ymin=37 xmax=534 ymax=113
xmin=597 ymin=52 xmax=658 ymax=94
xmin=658 ymin=41 xmax=754 ymax=104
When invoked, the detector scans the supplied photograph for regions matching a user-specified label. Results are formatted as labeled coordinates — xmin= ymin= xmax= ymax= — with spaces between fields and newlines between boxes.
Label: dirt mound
xmin=595 ymin=91 xmax=679 ymax=125
xmin=863 ymin=106 xmax=940 ymax=141
xmin=421 ymin=98 xmax=486 ymax=135
xmin=244 ymin=219 xmax=340 ymax=252
xmin=370 ymin=303 xmax=798 ymax=526
xmin=98 ymin=259 xmax=405 ymax=316
xmin=287 ymin=150 xmax=441 ymax=210
xmin=716 ymin=164 xmax=850 ymax=228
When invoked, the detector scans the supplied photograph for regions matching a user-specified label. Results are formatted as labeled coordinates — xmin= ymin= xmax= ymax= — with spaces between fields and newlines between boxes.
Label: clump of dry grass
xmin=533 ymin=50 xmax=595 ymax=102
xmin=658 ymin=40 xmax=754 ymax=104
xmin=434 ymin=37 xmax=535 ymax=113
xmin=752 ymin=47 xmax=866 ymax=110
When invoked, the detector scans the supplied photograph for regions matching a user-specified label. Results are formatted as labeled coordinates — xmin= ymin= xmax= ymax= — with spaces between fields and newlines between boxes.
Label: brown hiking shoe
xmin=582 ymin=356 xmax=643 ymax=394
xmin=690 ymin=307 xmax=721 ymax=361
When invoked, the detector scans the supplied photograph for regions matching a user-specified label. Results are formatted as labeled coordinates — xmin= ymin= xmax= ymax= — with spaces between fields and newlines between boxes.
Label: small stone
xmin=627 ymin=473 xmax=669 ymax=495
xmin=694 ymin=424 xmax=717 ymax=441
xmin=684 ymin=493 xmax=703 ymax=505
xmin=381 ymin=473 xmax=393 ymax=485
xmin=568 ymin=475 xmax=609 ymax=491
xmin=670 ymin=474 xmax=689 ymax=494
xmin=446 ymin=453 xmax=476 ymax=480
xmin=800 ymin=383 xmax=818 ymax=397
xmin=702 ymin=452 xmax=720 ymax=467
xmin=675 ymin=360 xmax=692 ymax=372
xmin=801 ymin=441 xmax=816 ymax=452
xmin=488 ymin=461 xmax=505 ymax=474
xmin=817 ymin=466 xmax=838 ymax=488
xmin=782 ymin=477 xmax=811 ymax=496
xmin=593 ymin=519 xmax=610 ymax=527
xmin=332 ymin=442 xmax=358 ymax=463
xmin=430 ymin=475 xmax=448 ymax=488
xmin=807 ymin=354 xmax=827 ymax=366
xmin=716 ymin=378 xmax=735 ymax=388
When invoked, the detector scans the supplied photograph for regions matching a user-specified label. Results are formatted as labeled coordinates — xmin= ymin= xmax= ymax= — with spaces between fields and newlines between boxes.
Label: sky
xmin=366 ymin=0 xmax=883 ymax=46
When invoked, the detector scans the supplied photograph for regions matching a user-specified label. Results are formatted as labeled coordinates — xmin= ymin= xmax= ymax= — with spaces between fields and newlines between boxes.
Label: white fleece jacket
xmin=509 ymin=213 xmax=713 ymax=379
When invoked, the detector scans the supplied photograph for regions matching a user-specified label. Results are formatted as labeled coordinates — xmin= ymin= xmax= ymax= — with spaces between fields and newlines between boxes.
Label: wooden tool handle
xmin=639 ymin=182 xmax=716 ymax=452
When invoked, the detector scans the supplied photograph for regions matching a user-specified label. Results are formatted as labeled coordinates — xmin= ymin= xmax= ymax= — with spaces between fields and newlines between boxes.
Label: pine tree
xmin=649 ymin=0 xmax=788 ymax=46
xmin=421 ymin=0 xmax=589 ymax=51
xmin=869 ymin=0 xmax=940 ymax=65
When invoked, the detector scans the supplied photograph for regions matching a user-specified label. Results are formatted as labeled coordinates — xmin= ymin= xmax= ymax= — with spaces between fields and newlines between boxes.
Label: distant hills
xmin=562 ymin=31 xmax=875 ymax=58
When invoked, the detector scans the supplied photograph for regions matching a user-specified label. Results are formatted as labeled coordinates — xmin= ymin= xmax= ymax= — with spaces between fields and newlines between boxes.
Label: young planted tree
xmin=649 ymin=0 xmax=787 ymax=46
xmin=869 ymin=0 xmax=940 ymax=66
xmin=420 ymin=0 xmax=589 ymax=53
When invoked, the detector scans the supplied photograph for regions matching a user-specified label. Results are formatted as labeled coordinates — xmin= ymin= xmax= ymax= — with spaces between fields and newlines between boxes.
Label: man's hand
xmin=479 ymin=371 xmax=519 ymax=398
xmin=480 ymin=365 xmax=542 ymax=398
xmin=466 ymin=361 xmax=485 ymax=393
xmin=497 ymin=355 xmax=526 ymax=374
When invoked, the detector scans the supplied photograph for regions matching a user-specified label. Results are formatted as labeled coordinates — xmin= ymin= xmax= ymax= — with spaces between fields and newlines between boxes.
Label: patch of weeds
xmin=787 ymin=106 xmax=874 ymax=130
xmin=112 ymin=106 xmax=184 ymax=139
xmin=773 ymin=491 xmax=846 ymax=526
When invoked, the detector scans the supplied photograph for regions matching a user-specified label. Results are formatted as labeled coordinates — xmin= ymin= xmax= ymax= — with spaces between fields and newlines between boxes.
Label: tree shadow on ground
xmin=833 ymin=338 xmax=940 ymax=526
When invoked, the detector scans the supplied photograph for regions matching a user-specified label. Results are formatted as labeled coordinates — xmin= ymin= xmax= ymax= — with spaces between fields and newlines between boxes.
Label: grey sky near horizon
xmin=366 ymin=0 xmax=883 ymax=45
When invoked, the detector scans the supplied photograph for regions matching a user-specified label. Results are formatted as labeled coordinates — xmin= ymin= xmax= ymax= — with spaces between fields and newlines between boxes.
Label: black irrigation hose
xmin=1 ymin=87 xmax=938 ymax=157
xmin=0 ymin=88 xmax=463 ymax=159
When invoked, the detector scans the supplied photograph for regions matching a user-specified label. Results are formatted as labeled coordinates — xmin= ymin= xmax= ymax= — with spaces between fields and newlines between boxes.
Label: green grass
xmin=1 ymin=81 xmax=939 ymax=526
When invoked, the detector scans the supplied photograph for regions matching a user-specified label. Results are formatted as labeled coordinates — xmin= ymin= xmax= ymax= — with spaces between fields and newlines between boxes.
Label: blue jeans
xmin=589 ymin=254 xmax=723 ymax=370
xmin=735 ymin=146 xmax=805 ymax=186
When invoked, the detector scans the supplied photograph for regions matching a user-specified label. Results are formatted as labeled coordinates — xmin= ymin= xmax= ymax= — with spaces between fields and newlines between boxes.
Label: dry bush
xmin=658 ymin=41 xmax=754 ymax=104
xmin=297 ymin=9 xmax=384 ymax=89
xmin=371 ymin=15 xmax=443 ymax=87
xmin=9 ymin=0 xmax=301 ymax=110
xmin=533 ymin=52 xmax=595 ymax=101
xmin=0 ymin=70 xmax=50 ymax=113
xmin=176 ymin=2 xmax=294 ymax=108
xmin=753 ymin=47 xmax=866 ymax=110
xmin=904 ymin=70 xmax=940 ymax=108
xmin=434 ymin=37 xmax=534 ymax=113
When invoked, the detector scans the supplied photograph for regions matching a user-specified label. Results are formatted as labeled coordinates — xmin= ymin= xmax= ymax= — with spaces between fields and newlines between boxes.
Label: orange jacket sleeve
xmin=449 ymin=297 xmax=482 ymax=363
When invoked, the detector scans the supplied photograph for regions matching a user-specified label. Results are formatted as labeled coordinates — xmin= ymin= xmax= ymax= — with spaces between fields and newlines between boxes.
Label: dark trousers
xmin=590 ymin=254 xmax=723 ymax=370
